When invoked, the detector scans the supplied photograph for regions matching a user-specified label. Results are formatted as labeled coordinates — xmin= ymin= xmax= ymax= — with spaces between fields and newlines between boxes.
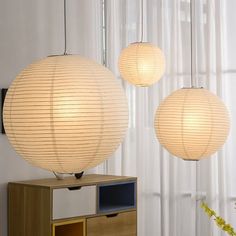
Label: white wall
xmin=0 ymin=1 xmax=102 ymax=235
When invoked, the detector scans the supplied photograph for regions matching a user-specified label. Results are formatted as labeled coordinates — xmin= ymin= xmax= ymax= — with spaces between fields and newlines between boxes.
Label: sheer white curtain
xmin=196 ymin=0 xmax=236 ymax=236
xmin=105 ymin=1 xmax=197 ymax=235
xmin=102 ymin=0 xmax=236 ymax=236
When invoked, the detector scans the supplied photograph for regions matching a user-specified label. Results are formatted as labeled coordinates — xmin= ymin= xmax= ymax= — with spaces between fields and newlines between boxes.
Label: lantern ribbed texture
xmin=3 ymin=55 xmax=129 ymax=173
xmin=154 ymin=88 xmax=230 ymax=160
xmin=118 ymin=42 xmax=165 ymax=87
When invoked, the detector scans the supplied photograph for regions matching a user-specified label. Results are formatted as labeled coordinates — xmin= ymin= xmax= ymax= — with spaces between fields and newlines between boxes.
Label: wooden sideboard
xmin=8 ymin=174 xmax=137 ymax=236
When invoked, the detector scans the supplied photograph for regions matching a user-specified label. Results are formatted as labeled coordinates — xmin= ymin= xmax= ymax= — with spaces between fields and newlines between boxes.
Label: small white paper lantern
xmin=3 ymin=55 xmax=129 ymax=173
xmin=154 ymin=88 xmax=230 ymax=160
xmin=118 ymin=42 xmax=165 ymax=87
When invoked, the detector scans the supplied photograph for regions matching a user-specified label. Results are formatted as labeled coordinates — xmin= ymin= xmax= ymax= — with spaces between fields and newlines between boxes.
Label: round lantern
xmin=118 ymin=42 xmax=165 ymax=87
xmin=3 ymin=55 xmax=129 ymax=173
xmin=154 ymin=88 xmax=230 ymax=160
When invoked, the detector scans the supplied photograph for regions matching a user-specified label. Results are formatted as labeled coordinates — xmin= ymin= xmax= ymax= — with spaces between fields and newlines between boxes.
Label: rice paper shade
xmin=154 ymin=88 xmax=230 ymax=160
xmin=119 ymin=42 xmax=165 ymax=87
xmin=3 ymin=55 xmax=129 ymax=173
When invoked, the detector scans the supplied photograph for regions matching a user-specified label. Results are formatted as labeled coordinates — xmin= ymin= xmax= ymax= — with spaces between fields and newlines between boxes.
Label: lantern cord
xmin=190 ymin=0 xmax=195 ymax=87
xmin=102 ymin=0 xmax=107 ymax=66
xmin=63 ymin=0 xmax=68 ymax=55
xmin=140 ymin=0 xmax=144 ymax=42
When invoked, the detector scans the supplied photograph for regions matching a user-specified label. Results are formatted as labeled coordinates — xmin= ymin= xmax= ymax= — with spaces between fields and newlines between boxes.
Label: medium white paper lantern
xmin=119 ymin=42 xmax=165 ymax=87
xmin=3 ymin=55 xmax=129 ymax=173
xmin=154 ymin=88 xmax=230 ymax=160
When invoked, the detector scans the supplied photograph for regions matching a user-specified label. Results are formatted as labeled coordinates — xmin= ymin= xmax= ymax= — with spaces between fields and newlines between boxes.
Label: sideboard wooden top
xmin=8 ymin=174 xmax=137 ymax=189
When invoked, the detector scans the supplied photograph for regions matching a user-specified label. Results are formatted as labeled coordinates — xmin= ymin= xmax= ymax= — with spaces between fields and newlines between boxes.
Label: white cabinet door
xmin=53 ymin=186 xmax=96 ymax=220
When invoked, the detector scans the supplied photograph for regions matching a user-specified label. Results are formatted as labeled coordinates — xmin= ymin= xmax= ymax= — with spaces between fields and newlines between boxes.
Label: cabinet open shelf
xmin=98 ymin=181 xmax=136 ymax=213
xmin=52 ymin=219 xmax=85 ymax=236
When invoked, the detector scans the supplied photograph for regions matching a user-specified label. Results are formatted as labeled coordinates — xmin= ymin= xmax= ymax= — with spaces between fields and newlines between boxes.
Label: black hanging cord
xmin=63 ymin=0 xmax=68 ymax=55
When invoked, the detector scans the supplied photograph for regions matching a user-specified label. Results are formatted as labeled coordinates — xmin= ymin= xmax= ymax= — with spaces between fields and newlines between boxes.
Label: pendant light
xmin=154 ymin=0 xmax=230 ymax=161
xmin=118 ymin=0 xmax=165 ymax=87
xmin=3 ymin=0 xmax=129 ymax=175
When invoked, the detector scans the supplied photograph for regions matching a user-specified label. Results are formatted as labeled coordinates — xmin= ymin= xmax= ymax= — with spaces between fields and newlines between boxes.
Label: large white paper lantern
xmin=119 ymin=42 xmax=165 ymax=87
xmin=3 ymin=55 xmax=129 ymax=173
xmin=154 ymin=88 xmax=230 ymax=160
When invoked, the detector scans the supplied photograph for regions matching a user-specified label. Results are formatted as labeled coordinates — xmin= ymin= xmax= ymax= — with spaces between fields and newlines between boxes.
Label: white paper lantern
xmin=154 ymin=88 xmax=230 ymax=160
xmin=3 ymin=55 xmax=129 ymax=173
xmin=119 ymin=42 xmax=165 ymax=87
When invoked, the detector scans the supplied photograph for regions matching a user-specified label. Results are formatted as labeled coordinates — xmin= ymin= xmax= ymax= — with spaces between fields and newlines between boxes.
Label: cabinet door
xmin=86 ymin=211 xmax=136 ymax=236
xmin=53 ymin=186 xmax=96 ymax=220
